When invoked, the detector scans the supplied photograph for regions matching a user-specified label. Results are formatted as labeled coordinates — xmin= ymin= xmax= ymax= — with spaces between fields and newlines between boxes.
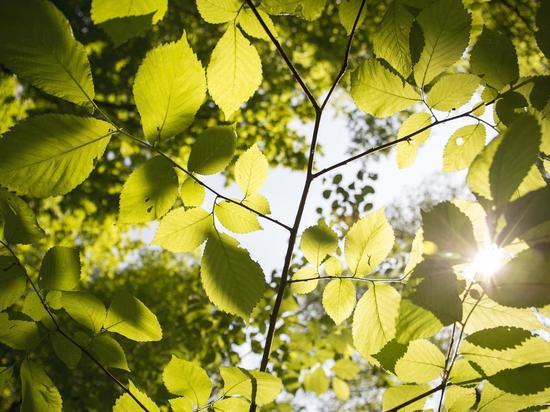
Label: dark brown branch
xmin=385 ymin=382 xmax=449 ymax=412
xmin=312 ymin=78 xmax=535 ymax=179
xmin=244 ymin=0 xmax=320 ymax=111
xmin=0 ymin=240 xmax=149 ymax=412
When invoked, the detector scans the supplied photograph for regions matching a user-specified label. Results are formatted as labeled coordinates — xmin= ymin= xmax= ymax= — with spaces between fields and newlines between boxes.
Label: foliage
xmin=0 ymin=0 xmax=549 ymax=411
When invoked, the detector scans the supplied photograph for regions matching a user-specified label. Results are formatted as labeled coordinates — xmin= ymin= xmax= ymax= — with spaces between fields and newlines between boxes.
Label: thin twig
xmin=0 ymin=240 xmax=149 ymax=412
xmin=288 ymin=274 xmax=405 ymax=284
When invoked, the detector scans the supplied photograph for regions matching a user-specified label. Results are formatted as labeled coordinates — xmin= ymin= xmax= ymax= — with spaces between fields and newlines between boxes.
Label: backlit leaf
xmin=113 ymin=381 xmax=159 ymax=412
xmin=61 ymin=291 xmax=106 ymax=333
xmin=396 ymin=112 xmax=432 ymax=169
xmin=235 ymin=144 xmax=269 ymax=196
xmin=322 ymin=279 xmax=356 ymax=325
xmin=20 ymin=360 xmax=62 ymax=412
xmin=300 ymin=221 xmax=338 ymax=268
xmin=188 ymin=127 xmax=236 ymax=175
xmin=394 ymin=339 xmax=445 ymax=383
xmin=39 ymin=246 xmax=81 ymax=291
xmin=196 ymin=0 xmax=241 ymax=24
xmin=89 ymin=335 xmax=129 ymax=371
xmin=0 ymin=314 xmax=39 ymax=350
xmin=0 ymin=256 xmax=26 ymax=311
xmin=220 ymin=367 xmax=282 ymax=405
xmin=215 ymin=201 xmax=262 ymax=233
xmin=163 ymin=356 xmax=211 ymax=406
xmin=338 ymin=0 xmax=367 ymax=35
xmin=303 ymin=367 xmax=329 ymax=395
xmin=50 ymin=332 xmax=81 ymax=369
xmin=290 ymin=266 xmax=318 ymax=294
xmin=427 ymin=74 xmax=480 ymax=111
xmin=0 ymin=187 xmax=44 ymax=244
xmin=443 ymin=123 xmax=486 ymax=172
xmin=382 ymin=384 xmax=429 ymax=412
xmin=153 ymin=207 xmax=212 ymax=253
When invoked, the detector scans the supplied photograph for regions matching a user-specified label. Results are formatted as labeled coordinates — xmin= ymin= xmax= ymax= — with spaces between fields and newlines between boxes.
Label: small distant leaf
xmin=207 ymin=25 xmax=263 ymax=118
xmin=235 ymin=144 xmax=269 ymax=196
xmin=114 ymin=381 xmax=159 ymax=412
xmin=351 ymin=59 xmax=420 ymax=117
xmin=396 ymin=112 xmax=432 ymax=169
xmin=482 ymin=247 xmax=550 ymax=308
xmin=104 ymin=291 xmax=162 ymax=342
xmin=300 ymin=221 xmax=338 ymax=268
xmin=39 ymin=246 xmax=81 ymax=291
xmin=322 ymin=279 xmax=356 ymax=325
xmin=220 ymin=367 xmax=282 ymax=405
xmin=303 ymin=367 xmax=329 ymax=395
xmin=0 ymin=256 xmax=26 ymax=311
xmin=488 ymin=363 xmax=550 ymax=395
xmin=332 ymin=358 xmax=360 ymax=380
xmin=489 ymin=114 xmax=541 ymax=208
xmin=153 ymin=207 xmax=212 ymax=253
xmin=188 ymin=127 xmax=236 ymax=175
xmin=215 ymin=201 xmax=262 ymax=233
xmin=61 ymin=291 xmax=106 ymax=333
xmin=20 ymin=360 xmax=62 ymax=412
xmin=422 ymin=202 xmax=477 ymax=258
xmin=163 ymin=356 xmax=211 ymax=406
xmin=89 ymin=335 xmax=129 ymax=371
xmin=0 ymin=315 xmax=39 ymax=350
xmin=119 ymin=156 xmax=179 ymax=224
xmin=413 ymin=0 xmax=471 ymax=86
xmin=0 ymin=115 xmax=113 ymax=198
xmin=50 ymin=332 xmax=81 ymax=369
xmin=332 ymin=377 xmax=350 ymax=401
xmin=290 ymin=266 xmax=318 ymax=294
xmin=338 ymin=0 xmax=367 ymax=35
xmin=0 ymin=187 xmax=44 ymax=244
xmin=179 ymin=178 xmax=206 ymax=207
xmin=0 ymin=0 xmax=94 ymax=105
xmin=427 ymin=74 xmax=480 ymax=111
xmin=394 ymin=339 xmax=445 ymax=383
xmin=133 ymin=34 xmax=206 ymax=141
xmin=382 ymin=384 xmax=430 ymax=412
xmin=353 ymin=284 xmax=401 ymax=357
xmin=443 ymin=123 xmax=486 ymax=172
xmin=196 ymin=0 xmax=241 ymax=24
xmin=201 ymin=233 xmax=266 ymax=318
xmin=470 ymin=28 xmax=519 ymax=90
xmin=372 ymin=2 xmax=414 ymax=76
xmin=344 ymin=208 xmax=394 ymax=276
xmin=237 ymin=8 xmax=276 ymax=40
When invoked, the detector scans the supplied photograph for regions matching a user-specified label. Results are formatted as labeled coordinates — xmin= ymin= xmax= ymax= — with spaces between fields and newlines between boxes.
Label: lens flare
xmin=464 ymin=244 xmax=508 ymax=280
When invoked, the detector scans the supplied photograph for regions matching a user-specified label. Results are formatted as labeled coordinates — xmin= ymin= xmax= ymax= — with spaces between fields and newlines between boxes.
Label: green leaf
xmin=290 ymin=266 xmax=318 ymax=294
xmin=413 ymin=0 xmax=471 ymax=86
xmin=119 ymin=156 xmax=179 ymax=224
xmin=332 ymin=358 xmax=360 ymax=380
xmin=212 ymin=397 xmax=250 ymax=412
xmin=487 ymin=363 xmax=550 ymax=396
xmin=382 ymin=384 xmax=429 ymax=412
xmin=482 ymin=247 xmax=550 ymax=308
xmin=351 ymin=59 xmax=420 ymax=117
xmin=372 ymin=2 xmax=414 ymax=76
xmin=22 ymin=292 xmax=52 ymax=326
xmin=322 ymin=279 xmax=356 ymax=325
xmin=353 ymin=284 xmax=400 ymax=357
xmin=0 ymin=114 xmax=113 ymax=198
xmin=243 ymin=193 xmax=271 ymax=215
xmin=104 ymin=291 xmax=162 ymax=341
xmin=0 ymin=256 xmax=26 ymax=311
xmin=220 ymin=367 xmax=282 ymax=405
xmin=396 ymin=112 xmax=433 ymax=169
xmin=536 ymin=0 xmax=550 ymax=58
xmin=443 ymin=123 xmax=486 ymax=172
xmin=422 ymin=201 xmax=477 ymax=258
xmin=470 ymin=28 xmax=519 ymax=90
xmin=403 ymin=258 xmax=463 ymax=326
xmin=300 ymin=0 xmax=328 ymax=20
xmin=373 ymin=339 xmax=409 ymax=374
xmin=50 ymin=331 xmax=81 ymax=369
xmin=0 ymin=0 xmax=94 ymax=105
xmin=39 ymin=246 xmax=80 ymax=291
xmin=179 ymin=178 xmax=206 ymax=207
xmin=196 ymin=0 xmax=241 ymax=24
xmin=91 ymin=0 xmax=167 ymax=24
xmin=427 ymin=74 xmax=480 ymax=111
xmin=169 ymin=397 xmax=193 ymax=412
xmin=237 ymin=8 xmax=277 ymax=40
xmin=443 ymin=386 xmax=476 ymax=411
xmin=303 ymin=367 xmax=329 ymax=395
xmin=163 ymin=356 xmax=212 ymax=406
xmin=496 ymin=91 xmax=528 ymax=126
xmin=20 ymin=359 xmax=62 ymax=412
xmin=466 ymin=327 xmax=532 ymax=351
xmin=478 ymin=382 xmax=550 ymax=412
xmin=207 ymin=25 xmax=263 ymax=118
xmin=332 ymin=377 xmax=350 ymax=401
xmin=324 ymin=256 xmax=343 ymax=276
xmin=89 ymin=334 xmax=129 ymax=371
xmin=215 ymin=200 xmax=262 ymax=233
xmin=201 ymin=233 xmax=266 ymax=318
xmin=188 ymin=127 xmax=236 ymax=175
xmin=153 ymin=207 xmax=212 ymax=253
xmin=61 ymin=291 xmax=106 ymax=333
xmin=344 ymin=208 xmax=395 ymax=276
xmin=394 ymin=339 xmax=445 ymax=383
xmin=467 ymin=133 xmax=501 ymax=201
xmin=133 ymin=34 xmax=206 ymax=141
xmin=0 ymin=187 xmax=44 ymax=244
xmin=114 ymin=381 xmax=159 ymax=412
xmin=300 ymin=221 xmax=338 ymax=268
xmin=338 ymin=0 xmax=367 ymax=35
xmin=489 ymin=114 xmax=541 ymax=208
xmin=0 ymin=314 xmax=39 ymax=350
xmin=95 ymin=14 xmax=156 ymax=47
xmin=235 ymin=144 xmax=269 ymax=196
xmin=395 ymin=298 xmax=443 ymax=343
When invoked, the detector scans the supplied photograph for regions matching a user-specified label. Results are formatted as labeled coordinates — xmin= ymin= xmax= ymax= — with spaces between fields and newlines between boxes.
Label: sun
xmin=464 ymin=244 xmax=508 ymax=281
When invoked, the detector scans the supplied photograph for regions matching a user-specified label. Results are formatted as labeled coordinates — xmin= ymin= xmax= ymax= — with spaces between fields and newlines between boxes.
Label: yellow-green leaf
xmin=39 ymin=246 xmax=81 ymax=291
xmin=179 ymin=177 xmax=206 ymax=207
xmin=322 ymin=279 xmax=356 ymax=325
xmin=235 ymin=144 xmax=269 ymax=196
xmin=396 ymin=112 xmax=432 ymax=169
xmin=20 ymin=360 xmax=62 ymax=412
xmin=153 ymin=207 xmax=212 ymax=253
xmin=220 ymin=367 xmax=282 ymax=405
xmin=188 ymin=127 xmax=236 ymax=175
xmin=196 ymin=0 xmax=241 ymax=24
xmin=215 ymin=200 xmax=262 ymax=233
xmin=290 ymin=266 xmax=318 ymax=294
xmin=427 ymin=73 xmax=480 ymax=111
xmin=113 ymin=381 xmax=159 ymax=412
xmin=443 ymin=123 xmax=486 ymax=172
xmin=163 ymin=356 xmax=211 ymax=406
xmin=382 ymin=384 xmax=429 ymax=412
xmin=300 ymin=221 xmax=338 ymax=268
xmin=237 ymin=8 xmax=276 ymax=40
xmin=394 ymin=339 xmax=445 ymax=383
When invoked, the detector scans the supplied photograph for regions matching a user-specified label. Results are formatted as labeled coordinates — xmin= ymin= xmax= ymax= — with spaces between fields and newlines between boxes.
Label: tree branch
xmin=385 ymin=382 xmax=449 ymax=412
xmin=288 ymin=274 xmax=405 ymax=284
xmin=244 ymin=0 xmax=320 ymax=111
xmin=0 ymin=240 xmax=149 ymax=412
